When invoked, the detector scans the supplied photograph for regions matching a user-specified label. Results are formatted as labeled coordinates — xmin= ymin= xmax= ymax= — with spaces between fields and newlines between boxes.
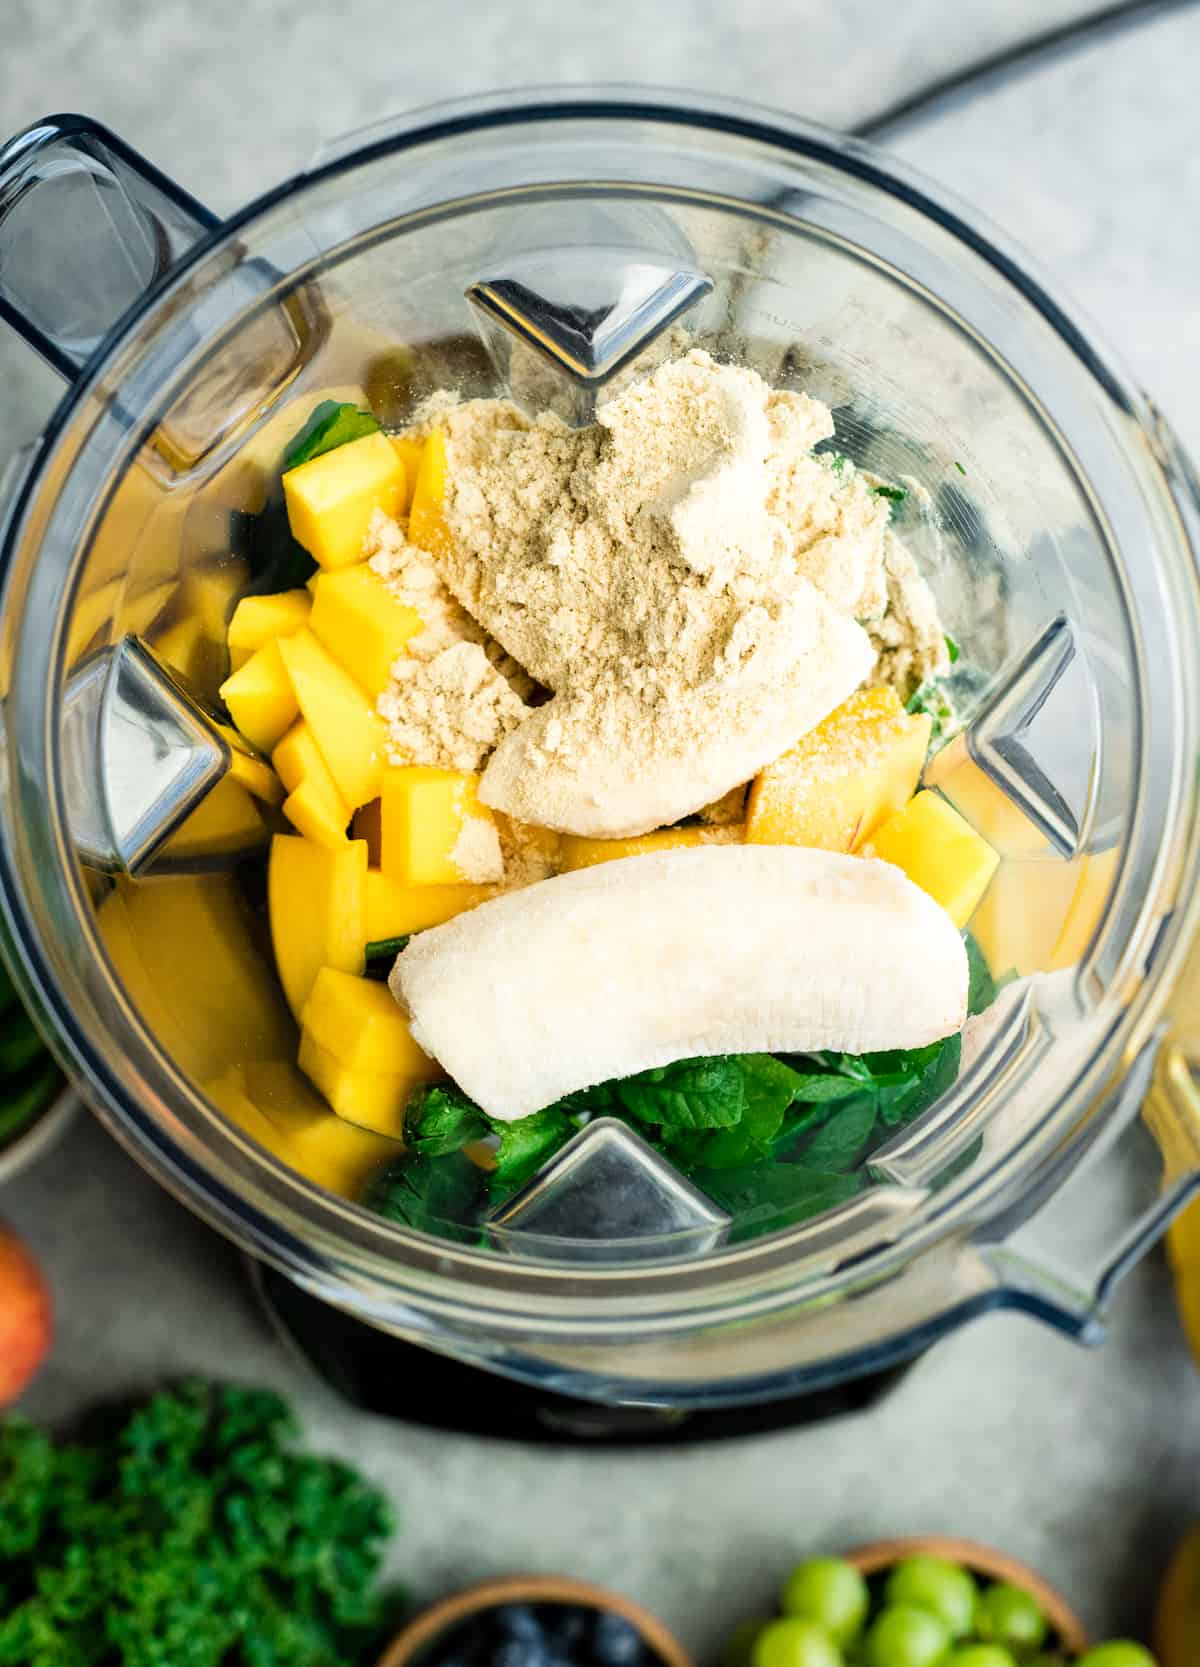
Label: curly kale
xmin=0 ymin=1381 xmax=404 ymax=1667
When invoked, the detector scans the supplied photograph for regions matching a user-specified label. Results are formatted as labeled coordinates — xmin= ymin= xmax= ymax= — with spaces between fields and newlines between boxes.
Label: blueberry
xmin=494 ymin=1606 xmax=545 ymax=1644
xmin=591 ymin=1612 xmax=643 ymax=1667
xmin=492 ymin=1638 xmax=550 ymax=1667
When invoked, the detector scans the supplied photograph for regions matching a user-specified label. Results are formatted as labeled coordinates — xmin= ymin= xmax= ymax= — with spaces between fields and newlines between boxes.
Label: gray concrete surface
xmin=4 ymin=0 xmax=1200 ymax=1653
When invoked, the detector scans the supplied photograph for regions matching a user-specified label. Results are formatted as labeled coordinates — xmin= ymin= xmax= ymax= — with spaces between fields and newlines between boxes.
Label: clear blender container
xmin=1 ymin=90 xmax=1199 ymax=1409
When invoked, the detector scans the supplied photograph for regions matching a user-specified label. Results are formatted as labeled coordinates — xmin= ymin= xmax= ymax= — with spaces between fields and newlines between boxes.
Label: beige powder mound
xmin=869 ymin=532 xmax=949 ymax=698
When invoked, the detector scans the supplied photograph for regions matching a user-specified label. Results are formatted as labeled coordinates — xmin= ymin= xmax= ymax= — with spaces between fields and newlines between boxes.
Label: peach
xmin=0 ymin=1222 xmax=52 ymax=1405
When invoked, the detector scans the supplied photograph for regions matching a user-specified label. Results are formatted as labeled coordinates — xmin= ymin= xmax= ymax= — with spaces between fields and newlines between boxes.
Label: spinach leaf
xmin=965 ymin=930 xmax=996 ymax=1016
xmin=611 ymin=1055 xmax=747 ymax=1130
xmin=857 ymin=1035 xmax=962 ymax=1126
xmin=788 ymin=1093 xmax=878 ymax=1171
xmin=402 ymin=1082 xmax=489 ymax=1157
xmin=283 ymin=400 xmax=381 ymax=472
xmin=365 ymin=935 xmax=410 ymax=963
xmin=490 ymin=1108 xmax=576 ymax=1198
xmin=664 ymin=1055 xmax=801 ymax=1169
xmin=905 ymin=677 xmax=955 ymax=742
xmin=694 ymin=1163 xmax=864 ymax=1235
xmin=873 ymin=484 xmax=907 ymax=504
xmin=365 ymin=1149 xmax=484 ymax=1238
xmin=945 ymin=632 xmax=960 ymax=663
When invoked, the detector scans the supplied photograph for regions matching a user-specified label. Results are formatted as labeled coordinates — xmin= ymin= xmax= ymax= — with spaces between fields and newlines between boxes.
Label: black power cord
xmin=855 ymin=0 xmax=1198 ymax=140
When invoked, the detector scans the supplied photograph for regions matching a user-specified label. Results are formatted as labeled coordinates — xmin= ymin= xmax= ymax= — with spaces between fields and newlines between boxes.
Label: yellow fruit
xmin=276 ymin=628 xmax=386 ymax=811
xmin=559 ymin=823 xmax=744 ymax=871
xmin=309 ymin=563 xmax=423 ymax=697
xmin=97 ymin=874 xmax=292 ymax=1082
xmin=1155 ymin=1522 xmax=1200 ymax=1667
xmin=207 ymin=1061 xmax=396 ymax=1196
xmin=214 ymin=725 xmax=284 ymax=806
xmin=218 ymin=638 xmax=299 ymax=754
xmin=365 ymin=870 xmax=494 ymax=941
xmin=297 ymin=1033 xmax=417 ymax=1138
xmin=301 ymin=966 xmax=439 ymax=1079
xmin=380 ymin=765 xmax=501 ymax=886
xmin=204 ymin=383 xmax=368 ymax=515
xmin=1170 ymin=1199 xmax=1200 ymax=1277
xmin=389 ymin=434 xmax=425 ymax=514
xmin=180 ymin=557 xmax=249 ymax=643
xmin=746 ymin=687 xmax=931 ymax=854
xmin=282 ymin=779 xmax=350 ymax=848
xmin=866 ymin=789 xmax=999 ymax=928
xmin=407 ymin=427 xmax=451 ymax=559
xmin=160 ymin=777 xmax=268 ymax=860
xmin=267 ymin=834 xmax=368 ymax=1018
xmin=282 ymin=431 xmax=406 ymax=570
xmin=273 ymin=720 xmax=349 ymax=816
xmin=227 ymin=589 xmax=312 ymax=671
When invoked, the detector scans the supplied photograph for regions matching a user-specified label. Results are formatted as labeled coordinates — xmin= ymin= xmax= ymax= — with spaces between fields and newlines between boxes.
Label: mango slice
xmin=297 ymin=1033 xmax=418 ymax=1139
xmin=276 ymin=627 xmax=386 ymax=811
xmin=268 ymin=833 xmax=368 ymax=1018
xmin=282 ymin=779 xmax=350 ymax=848
xmin=301 ymin=966 xmax=439 ymax=1079
xmin=283 ymin=431 xmax=406 ymax=570
xmin=273 ymin=719 xmax=348 ymax=813
xmin=866 ymin=789 xmax=999 ymax=927
xmin=379 ymin=764 xmax=502 ymax=886
xmin=207 ymin=1061 xmax=396 ymax=1196
xmin=219 ymin=638 xmax=299 ymax=755
xmin=746 ymin=686 xmax=931 ymax=854
xmin=365 ymin=870 xmax=494 ymax=941
xmin=389 ymin=434 xmax=425 ymax=515
xmin=407 ymin=427 xmax=451 ymax=559
xmin=227 ymin=589 xmax=312 ymax=672
xmin=310 ymin=563 xmax=423 ymax=698
xmin=559 ymin=823 xmax=744 ymax=871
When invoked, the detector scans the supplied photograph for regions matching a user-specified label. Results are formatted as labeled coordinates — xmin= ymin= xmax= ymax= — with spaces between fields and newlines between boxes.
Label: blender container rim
xmin=2 ymin=88 xmax=1199 ymax=1349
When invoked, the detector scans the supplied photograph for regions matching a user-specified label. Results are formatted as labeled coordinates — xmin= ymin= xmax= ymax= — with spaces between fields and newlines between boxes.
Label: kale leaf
xmin=490 ymin=1107 xmax=575 ymax=1197
xmin=402 ymin=1081 xmax=489 ymax=1156
xmin=282 ymin=400 xmax=381 ymax=472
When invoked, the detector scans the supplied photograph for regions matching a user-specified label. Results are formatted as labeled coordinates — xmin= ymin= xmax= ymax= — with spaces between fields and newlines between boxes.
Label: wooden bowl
xmin=845 ymin=1535 xmax=1089 ymax=1656
xmin=375 ymin=1574 xmax=696 ymax=1667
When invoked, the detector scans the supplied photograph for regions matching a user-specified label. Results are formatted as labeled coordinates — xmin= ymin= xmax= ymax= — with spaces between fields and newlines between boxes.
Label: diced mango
xmin=276 ymin=628 xmax=386 ymax=811
xmin=219 ymin=638 xmax=299 ymax=754
xmin=354 ymin=798 xmax=383 ymax=865
xmin=214 ymin=723 xmax=284 ymax=806
xmin=559 ymin=823 xmax=745 ymax=871
xmin=282 ymin=779 xmax=350 ymax=848
xmin=310 ymin=563 xmax=423 ymax=697
xmin=160 ymin=777 xmax=268 ymax=861
xmin=866 ymin=789 xmax=999 ymax=927
xmin=389 ymin=434 xmax=425 ymax=515
xmin=298 ymin=1032 xmax=417 ymax=1138
xmin=365 ymin=869 xmax=494 ymax=940
xmin=407 ymin=427 xmax=451 ymax=560
xmin=268 ymin=834 xmax=368 ymax=1018
xmin=227 ymin=589 xmax=312 ymax=671
xmin=245 ymin=1059 xmax=399 ymax=1191
xmin=283 ymin=431 xmax=406 ymax=570
xmin=273 ymin=720 xmax=348 ymax=813
xmin=301 ymin=966 xmax=439 ymax=1079
xmin=98 ymin=874 xmax=293 ymax=1083
xmin=746 ymin=687 xmax=932 ymax=854
xmin=379 ymin=765 xmax=502 ymax=886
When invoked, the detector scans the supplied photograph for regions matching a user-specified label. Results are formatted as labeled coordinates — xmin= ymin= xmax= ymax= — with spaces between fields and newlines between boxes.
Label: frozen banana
xmin=392 ymin=845 xmax=968 ymax=1120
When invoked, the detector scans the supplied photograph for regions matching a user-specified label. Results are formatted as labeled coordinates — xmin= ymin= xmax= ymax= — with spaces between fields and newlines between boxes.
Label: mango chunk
xmin=227 ymin=589 xmax=312 ymax=672
xmin=282 ymin=779 xmax=350 ymax=848
xmin=559 ymin=823 xmax=744 ymax=871
xmin=298 ymin=1032 xmax=419 ymax=1138
xmin=277 ymin=628 xmax=386 ymax=811
xmin=866 ymin=789 xmax=999 ymax=927
xmin=746 ymin=687 xmax=932 ymax=854
xmin=389 ymin=434 xmax=425 ymax=515
xmin=310 ymin=563 xmax=423 ymax=697
xmin=219 ymin=638 xmax=299 ymax=754
xmin=365 ymin=870 xmax=493 ymax=941
xmin=214 ymin=724 xmax=284 ymax=806
xmin=273 ymin=719 xmax=349 ymax=816
xmin=268 ymin=833 xmax=368 ymax=1018
xmin=208 ymin=1061 xmax=396 ymax=1195
xmin=302 ymin=966 xmax=439 ymax=1079
xmin=380 ymin=764 xmax=502 ymax=886
xmin=407 ymin=427 xmax=451 ymax=560
xmin=160 ymin=777 xmax=268 ymax=861
xmin=283 ymin=431 xmax=406 ymax=570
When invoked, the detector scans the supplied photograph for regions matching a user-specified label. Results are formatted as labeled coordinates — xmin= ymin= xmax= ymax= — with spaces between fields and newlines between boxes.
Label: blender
xmin=1 ymin=90 xmax=1199 ymax=1441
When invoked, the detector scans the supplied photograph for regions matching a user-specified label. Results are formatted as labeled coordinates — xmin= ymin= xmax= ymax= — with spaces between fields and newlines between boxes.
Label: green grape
xmin=752 ymin=1616 xmax=844 ymax=1667
xmin=781 ymin=1559 xmax=870 ymax=1647
xmin=944 ymin=1650 xmax=1018 ymax=1667
xmin=1075 ymin=1647 xmax=1159 ymax=1667
xmin=884 ymin=1557 xmax=977 ymax=1639
xmin=864 ymin=1604 xmax=951 ymax=1667
xmin=974 ymin=1584 xmax=1047 ymax=1651
xmin=724 ymin=1618 xmax=771 ymax=1667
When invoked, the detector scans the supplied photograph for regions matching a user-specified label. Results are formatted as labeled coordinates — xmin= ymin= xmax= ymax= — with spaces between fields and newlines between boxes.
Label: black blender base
xmin=251 ymin=1262 xmax=911 ymax=1445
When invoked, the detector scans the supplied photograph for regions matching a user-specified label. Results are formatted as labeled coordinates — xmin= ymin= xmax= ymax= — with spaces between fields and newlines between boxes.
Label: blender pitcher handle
xmin=0 ymin=115 xmax=217 ymax=381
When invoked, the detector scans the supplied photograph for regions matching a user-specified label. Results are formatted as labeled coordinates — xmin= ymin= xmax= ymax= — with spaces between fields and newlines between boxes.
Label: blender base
xmin=251 ymin=1262 xmax=910 ymax=1444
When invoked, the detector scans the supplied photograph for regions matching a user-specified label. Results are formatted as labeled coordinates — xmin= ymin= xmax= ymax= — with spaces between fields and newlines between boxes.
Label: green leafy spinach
xmin=282 ymin=399 xmax=381 ymax=472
